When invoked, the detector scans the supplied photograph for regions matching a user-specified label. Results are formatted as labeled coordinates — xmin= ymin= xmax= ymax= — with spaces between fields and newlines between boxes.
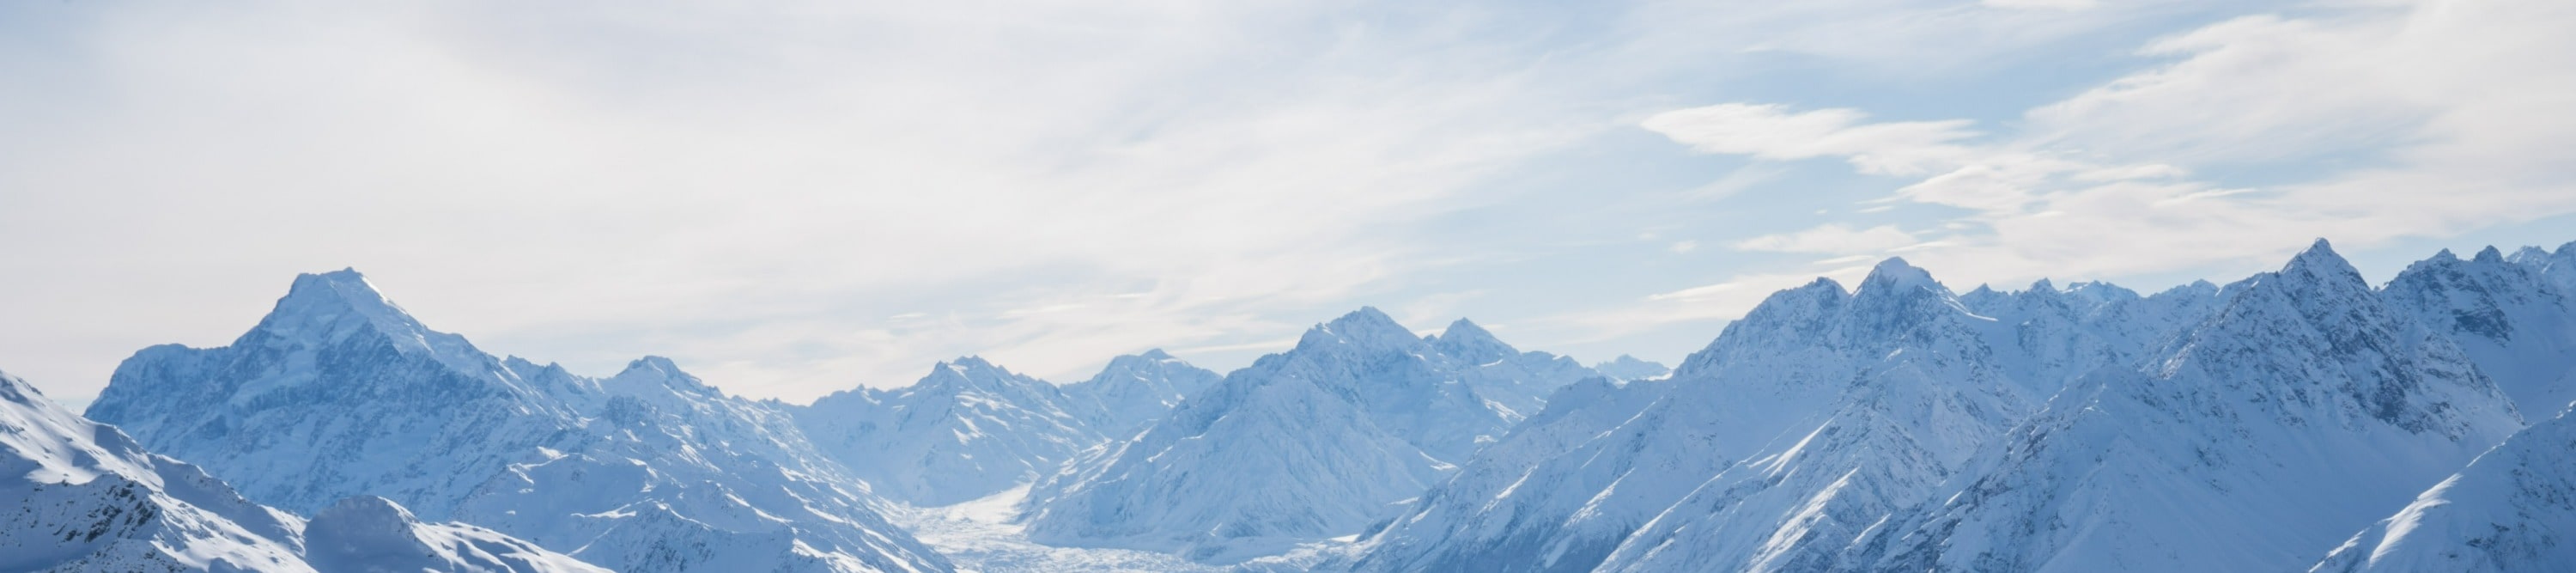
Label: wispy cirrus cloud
xmin=1589 ymin=0 xmax=2576 ymax=336
xmin=1730 ymin=224 xmax=1920 ymax=254
xmin=4 ymin=0 xmax=2546 ymax=399
xmin=1643 ymin=104 xmax=1979 ymax=176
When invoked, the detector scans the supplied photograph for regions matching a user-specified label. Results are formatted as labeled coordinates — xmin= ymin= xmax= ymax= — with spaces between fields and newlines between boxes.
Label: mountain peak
xmin=244 ymin=268 xmax=488 ymax=371
xmin=1432 ymin=318 xmax=1515 ymax=363
xmin=626 ymin=355 xmax=683 ymax=375
xmin=2279 ymin=238 xmax=2366 ymax=289
xmin=2288 ymin=237 xmax=2342 ymax=265
xmin=1591 ymin=354 xmax=1671 ymax=381
xmin=0 ymin=368 xmax=43 ymax=409
xmin=1857 ymin=257 xmax=1942 ymax=296
xmin=1442 ymin=318 xmax=1493 ymax=339
xmin=2510 ymin=246 xmax=2553 ymax=265
xmin=917 ymin=356 xmax=1039 ymax=394
xmin=607 ymin=356 xmax=719 ymax=396
xmin=1301 ymin=307 xmax=1424 ymax=351
xmin=264 ymin=268 xmax=422 ymax=336
xmin=945 ymin=355 xmax=999 ymax=371
xmin=1327 ymin=306 xmax=1403 ymax=330
xmin=2474 ymin=246 xmax=2506 ymax=264
xmin=1855 ymin=256 xmax=1947 ymax=304
xmin=1139 ymin=348 xmax=1176 ymax=361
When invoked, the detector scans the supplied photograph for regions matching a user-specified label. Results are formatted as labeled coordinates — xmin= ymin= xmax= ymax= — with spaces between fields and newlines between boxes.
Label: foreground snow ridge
xmin=2 ymin=368 xmax=605 ymax=573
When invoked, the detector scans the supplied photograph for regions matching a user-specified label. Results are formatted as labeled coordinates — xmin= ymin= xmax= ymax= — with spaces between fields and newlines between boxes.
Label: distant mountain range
xmin=8 ymin=239 xmax=2574 ymax=572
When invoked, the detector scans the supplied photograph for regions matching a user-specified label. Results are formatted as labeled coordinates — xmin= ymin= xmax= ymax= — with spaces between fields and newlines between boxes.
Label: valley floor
xmin=884 ymin=485 xmax=1219 ymax=573
xmin=886 ymin=485 xmax=1363 ymax=573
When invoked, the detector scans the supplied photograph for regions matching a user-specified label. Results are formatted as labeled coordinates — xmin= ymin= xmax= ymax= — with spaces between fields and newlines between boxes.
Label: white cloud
xmin=1982 ymin=0 xmax=2098 ymax=10
xmin=1641 ymin=103 xmax=1979 ymax=176
xmin=1730 ymin=224 xmax=1917 ymax=254
xmin=0 ymin=0 xmax=1595 ymax=399
xmin=1549 ymin=263 xmax=1875 ymax=342
xmin=1641 ymin=0 xmax=2576 ymax=292
xmin=0 ymin=0 xmax=2534 ymax=400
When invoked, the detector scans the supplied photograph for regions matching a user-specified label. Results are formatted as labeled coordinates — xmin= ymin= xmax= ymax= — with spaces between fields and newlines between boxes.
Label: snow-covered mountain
xmin=1589 ymin=355 xmax=1669 ymax=381
xmin=2507 ymin=240 xmax=2576 ymax=296
xmin=2385 ymin=247 xmax=2576 ymax=417
xmin=1589 ymin=277 xmax=2170 ymax=573
xmin=3 ymin=367 xmax=603 ymax=573
xmin=1856 ymin=240 xmax=2524 ymax=572
xmin=1431 ymin=319 xmax=1600 ymax=418
xmin=34 ymin=239 xmax=2576 ymax=572
xmin=83 ymin=270 xmax=951 ymax=573
xmin=1352 ymin=259 xmax=2218 ymax=573
xmin=793 ymin=357 xmax=1106 ymax=507
xmin=2312 ymin=406 xmax=2576 ymax=572
xmin=1057 ymin=350 xmax=1223 ymax=441
xmin=1019 ymin=308 xmax=1578 ymax=563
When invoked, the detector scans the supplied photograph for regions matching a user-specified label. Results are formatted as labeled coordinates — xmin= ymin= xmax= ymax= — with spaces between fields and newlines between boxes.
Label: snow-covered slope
xmin=1057 ymin=350 xmax=1222 ymax=441
xmin=2385 ymin=247 xmax=2576 ymax=417
xmin=305 ymin=496 xmax=609 ymax=573
xmin=5 ymin=368 xmax=315 ymax=572
xmin=1859 ymin=240 xmax=2524 ymax=572
xmin=84 ymin=270 xmax=951 ymax=573
xmin=3 ymin=368 xmax=602 ymax=573
xmin=2312 ymin=407 xmax=2576 ymax=572
xmin=793 ymin=357 xmax=1106 ymax=507
xmin=1355 ymin=259 xmax=2215 ymax=573
xmin=1019 ymin=308 xmax=1546 ymax=563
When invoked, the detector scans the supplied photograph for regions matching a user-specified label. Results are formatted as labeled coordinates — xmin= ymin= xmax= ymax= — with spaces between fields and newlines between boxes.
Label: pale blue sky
xmin=5 ymin=0 xmax=2573 ymax=402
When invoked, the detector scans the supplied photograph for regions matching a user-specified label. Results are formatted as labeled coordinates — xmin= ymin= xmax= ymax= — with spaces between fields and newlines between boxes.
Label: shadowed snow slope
xmin=2312 ymin=406 xmax=2576 ymax=572
xmin=84 ymin=270 xmax=951 ymax=573
xmin=3 ymin=368 xmax=601 ymax=573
